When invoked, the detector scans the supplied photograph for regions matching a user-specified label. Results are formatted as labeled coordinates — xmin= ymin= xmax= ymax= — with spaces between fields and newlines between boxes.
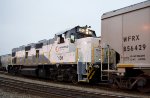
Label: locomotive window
xmin=25 ymin=52 xmax=28 ymax=59
xmin=36 ymin=50 xmax=39 ymax=58
xmin=35 ymin=43 xmax=43 ymax=49
xmin=77 ymin=28 xmax=96 ymax=39
xmin=12 ymin=52 xmax=16 ymax=57
xmin=12 ymin=57 xmax=17 ymax=64
xmin=25 ymin=46 xmax=31 ymax=51
xmin=70 ymin=34 xmax=75 ymax=43
xmin=58 ymin=34 xmax=65 ymax=44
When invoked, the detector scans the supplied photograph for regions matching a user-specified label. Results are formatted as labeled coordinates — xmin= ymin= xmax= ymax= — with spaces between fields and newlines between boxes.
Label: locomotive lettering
xmin=55 ymin=46 xmax=59 ymax=52
xmin=57 ymin=55 xmax=63 ymax=60
xmin=55 ymin=45 xmax=69 ymax=52
xmin=59 ymin=45 xmax=68 ymax=49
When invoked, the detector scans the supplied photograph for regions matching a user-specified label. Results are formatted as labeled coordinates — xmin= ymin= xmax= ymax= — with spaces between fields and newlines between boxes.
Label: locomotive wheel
xmin=8 ymin=67 xmax=16 ymax=75
xmin=71 ymin=74 xmax=78 ymax=84
xmin=38 ymin=68 xmax=46 ymax=78
xmin=7 ymin=66 xmax=12 ymax=73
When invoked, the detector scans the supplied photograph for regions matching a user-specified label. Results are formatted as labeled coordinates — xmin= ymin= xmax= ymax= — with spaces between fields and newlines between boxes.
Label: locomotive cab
xmin=46 ymin=25 xmax=101 ymax=83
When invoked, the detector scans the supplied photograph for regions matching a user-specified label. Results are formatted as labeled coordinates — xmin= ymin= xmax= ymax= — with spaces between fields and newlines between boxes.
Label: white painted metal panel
xmin=102 ymin=1 xmax=150 ymax=67
xmin=50 ymin=38 xmax=76 ymax=63
xmin=122 ymin=7 xmax=150 ymax=66
xmin=101 ymin=15 xmax=123 ymax=55
xmin=102 ymin=0 xmax=150 ymax=20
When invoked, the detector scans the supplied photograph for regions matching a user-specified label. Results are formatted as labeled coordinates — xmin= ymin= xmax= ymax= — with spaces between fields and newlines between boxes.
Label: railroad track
xmin=0 ymin=76 xmax=108 ymax=98
xmin=0 ymin=73 xmax=149 ymax=98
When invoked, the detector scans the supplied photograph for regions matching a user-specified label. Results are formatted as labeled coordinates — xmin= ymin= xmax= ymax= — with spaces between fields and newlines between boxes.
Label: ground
xmin=0 ymin=87 xmax=44 ymax=98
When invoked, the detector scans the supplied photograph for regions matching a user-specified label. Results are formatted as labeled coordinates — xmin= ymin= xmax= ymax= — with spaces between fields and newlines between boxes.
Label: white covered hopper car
xmin=101 ymin=0 xmax=150 ymax=92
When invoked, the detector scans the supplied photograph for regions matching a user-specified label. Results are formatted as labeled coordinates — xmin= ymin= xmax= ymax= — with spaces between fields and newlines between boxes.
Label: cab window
xmin=36 ymin=50 xmax=39 ymax=58
xmin=70 ymin=34 xmax=75 ymax=43
xmin=58 ymin=34 xmax=65 ymax=44
xmin=25 ymin=52 xmax=28 ymax=59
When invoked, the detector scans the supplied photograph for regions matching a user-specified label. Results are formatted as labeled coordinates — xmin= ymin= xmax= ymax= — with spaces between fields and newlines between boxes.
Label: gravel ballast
xmin=0 ymin=88 xmax=43 ymax=98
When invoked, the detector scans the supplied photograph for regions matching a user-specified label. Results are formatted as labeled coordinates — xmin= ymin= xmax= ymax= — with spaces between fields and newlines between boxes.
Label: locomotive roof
xmin=0 ymin=54 xmax=11 ymax=57
xmin=55 ymin=26 xmax=80 ymax=36
xmin=12 ymin=39 xmax=54 ymax=52
xmin=12 ymin=25 xmax=94 ymax=52
xmin=56 ymin=29 xmax=71 ymax=36
xmin=38 ymin=39 xmax=47 ymax=43
xmin=102 ymin=0 xmax=150 ymax=19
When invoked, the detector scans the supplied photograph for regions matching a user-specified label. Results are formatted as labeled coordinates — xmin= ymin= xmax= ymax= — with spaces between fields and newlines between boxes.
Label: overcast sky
xmin=0 ymin=0 xmax=147 ymax=55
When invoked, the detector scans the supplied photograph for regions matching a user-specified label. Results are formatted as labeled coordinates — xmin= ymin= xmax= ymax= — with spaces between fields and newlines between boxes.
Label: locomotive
xmin=0 ymin=54 xmax=11 ymax=71
xmin=7 ymin=25 xmax=102 ymax=83
xmin=0 ymin=0 xmax=150 ymax=92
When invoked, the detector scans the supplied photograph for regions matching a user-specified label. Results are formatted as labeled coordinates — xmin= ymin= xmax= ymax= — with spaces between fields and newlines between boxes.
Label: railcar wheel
xmin=109 ymin=75 xmax=119 ymax=89
xmin=137 ymin=78 xmax=150 ymax=93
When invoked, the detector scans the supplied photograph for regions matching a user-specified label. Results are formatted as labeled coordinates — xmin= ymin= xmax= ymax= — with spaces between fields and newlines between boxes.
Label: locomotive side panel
xmin=0 ymin=54 xmax=11 ymax=70
xmin=50 ymin=38 xmax=76 ymax=64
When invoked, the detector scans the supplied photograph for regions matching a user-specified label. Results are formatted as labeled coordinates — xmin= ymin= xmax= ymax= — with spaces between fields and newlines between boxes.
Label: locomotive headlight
xmin=79 ymin=27 xmax=92 ymax=35
xmin=88 ymin=31 xmax=92 ymax=35
xmin=86 ymin=29 xmax=89 ymax=34
xmin=79 ymin=28 xmax=85 ymax=33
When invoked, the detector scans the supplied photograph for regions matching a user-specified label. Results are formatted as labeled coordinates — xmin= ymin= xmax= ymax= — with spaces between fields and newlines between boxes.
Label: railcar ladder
xmin=101 ymin=46 xmax=115 ymax=82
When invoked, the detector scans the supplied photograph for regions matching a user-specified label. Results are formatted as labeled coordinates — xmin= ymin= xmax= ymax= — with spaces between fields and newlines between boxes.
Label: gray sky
xmin=0 ymin=0 xmax=146 ymax=55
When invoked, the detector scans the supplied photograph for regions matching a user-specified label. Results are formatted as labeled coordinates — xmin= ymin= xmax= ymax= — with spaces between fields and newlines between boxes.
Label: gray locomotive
xmin=0 ymin=54 xmax=11 ymax=71
xmin=7 ymin=25 xmax=102 ymax=83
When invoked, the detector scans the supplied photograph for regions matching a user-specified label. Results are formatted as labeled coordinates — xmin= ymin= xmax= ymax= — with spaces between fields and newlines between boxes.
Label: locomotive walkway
xmin=0 ymin=73 xmax=149 ymax=98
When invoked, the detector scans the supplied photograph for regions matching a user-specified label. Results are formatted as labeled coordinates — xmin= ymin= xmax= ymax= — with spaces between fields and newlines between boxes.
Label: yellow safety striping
xmin=117 ymin=64 xmax=134 ymax=68
xmin=101 ymin=48 xmax=104 ymax=63
xmin=92 ymin=47 xmax=95 ymax=64
xmin=76 ymin=48 xmax=78 ymax=63
xmin=87 ymin=67 xmax=94 ymax=79
xmin=18 ymin=58 xmax=19 ymax=65
xmin=89 ymin=71 xmax=95 ymax=80
xmin=51 ymin=62 xmax=56 ymax=64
